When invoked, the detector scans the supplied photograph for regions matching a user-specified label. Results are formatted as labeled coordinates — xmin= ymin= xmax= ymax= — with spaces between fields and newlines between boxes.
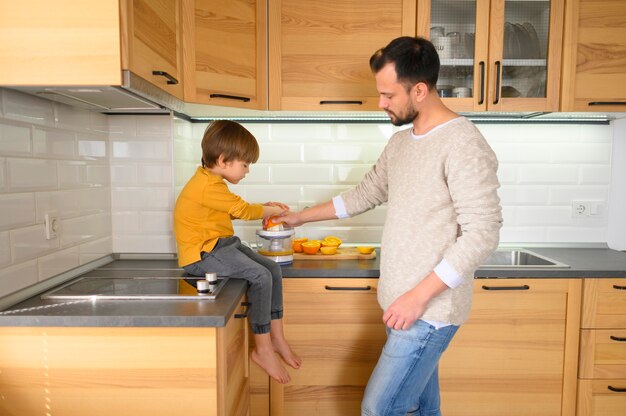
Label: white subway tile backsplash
xmin=245 ymin=165 xmax=271 ymax=184
xmin=38 ymin=246 xmax=80 ymax=280
xmin=36 ymin=190 xmax=81 ymax=220
xmin=517 ymin=165 xmax=579 ymax=184
xmin=55 ymin=102 xmax=92 ymax=131
xmin=335 ymin=165 xmax=373 ymax=184
xmin=58 ymin=161 xmax=109 ymax=189
xmin=0 ymin=121 xmax=32 ymax=155
xmin=0 ymin=259 xmax=39 ymax=297
xmin=111 ymin=188 xmax=173 ymax=210
xmin=547 ymin=227 xmax=607 ymax=242
xmin=244 ymin=186 xmax=302 ymax=205
xmin=60 ymin=213 xmax=111 ymax=247
xmin=140 ymin=211 xmax=173 ymax=234
xmin=549 ymin=186 xmax=609 ymax=205
xmin=500 ymin=226 xmax=548 ymax=242
xmin=0 ymin=193 xmax=36 ymax=230
xmin=11 ymin=224 xmax=60 ymax=262
xmin=498 ymin=186 xmax=550 ymax=206
xmin=304 ymin=143 xmax=384 ymax=163
xmin=491 ymin=143 xmax=552 ymax=163
xmin=580 ymin=166 xmax=612 ymax=184
xmin=0 ymin=231 xmax=10 ymax=268
xmin=241 ymin=123 xmax=270 ymax=141
xmin=79 ymin=237 xmax=112 ymax=264
xmin=136 ymin=114 xmax=173 ymax=138
xmin=111 ymin=163 xmax=138 ymax=185
xmin=516 ymin=207 xmax=575 ymax=226
xmin=302 ymin=185 xmax=351 ymax=201
xmin=108 ymin=115 xmax=138 ymax=137
xmin=7 ymin=158 xmax=57 ymax=191
xmin=33 ymin=128 xmax=76 ymax=158
xmin=550 ymin=143 xmax=611 ymax=163
xmin=0 ymin=157 xmax=5 ymax=190
xmin=112 ymin=212 xmax=141 ymax=234
xmin=271 ymin=124 xmax=335 ymax=142
xmin=113 ymin=234 xmax=176 ymax=253
xmin=273 ymin=165 xmax=334 ymax=184
xmin=336 ymin=124 xmax=395 ymax=141
xmin=77 ymin=133 xmax=107 ymax=159
xmin=79 ymin=188 xmax=110 ymax=214
xmin=89 ymin=112 xmax=109 ymax=134
xmin=2 ymin=89 xmax=55 ymax=126
xmin=137 ymin=164 xmax=173 ymax=185
xmin=111 ymin=139 xmax=172 ymax=161
xmin=258 ymin=143 xmax=302 ymax=162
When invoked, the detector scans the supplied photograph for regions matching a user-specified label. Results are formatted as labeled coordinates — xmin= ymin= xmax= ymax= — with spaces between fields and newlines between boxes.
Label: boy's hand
xmin=263 ymin=201 xmax=290 ymax=211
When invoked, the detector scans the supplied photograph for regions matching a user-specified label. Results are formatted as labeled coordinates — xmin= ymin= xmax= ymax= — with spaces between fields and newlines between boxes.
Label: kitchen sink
xmin=480 ymin=249 xmax=569 ymax=268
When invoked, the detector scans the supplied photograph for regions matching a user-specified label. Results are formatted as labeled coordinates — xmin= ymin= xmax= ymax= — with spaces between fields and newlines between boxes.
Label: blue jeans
xmin=183 ymin=236 xmax=283 ymax=334
xmin=362 ymin=320 xmax=459 ymax=416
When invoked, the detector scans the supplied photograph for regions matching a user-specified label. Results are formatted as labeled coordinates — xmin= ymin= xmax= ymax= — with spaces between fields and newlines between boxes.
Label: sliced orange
xmin=264 ymin=217 xmax=284 ymax=231
xmin=292 ymin=238 xmax=308 ymax=253
xmin=357 ymin=246 xmax=375 ymax=254
xmin=320 ymin=246 xmax=337 ymax=255
xmin=321 ymin=236 xmax=342 ymax=247
xmin=301 ymin=241 xmax=321 ymax=255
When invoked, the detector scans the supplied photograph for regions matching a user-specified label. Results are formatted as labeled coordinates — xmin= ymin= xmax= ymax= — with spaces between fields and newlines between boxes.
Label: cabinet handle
xmin=608 ymin=385 xmax=626 ymax=393
xmin=481 ymin=285 xmax=530 ymax=291
xmin=235 ymin=301 xmax=250 ymax=318
xmin=493 ymin=61 xmax=501 ymax=105
xmin=610 ymin=335 xmax=626 ymax=342
xmin=209 ymin=94 xmax=251 ymax=103
xmin=588 ymin=102 xmax=626 ymax=106
xmin=319 ymin=100 xmax=363 ymax=105
xmin=324 ymin=285 xmax=371 ymax=291
xmin=478 ymin=61 xmax=485 ymax=105
xmin=151 ymin=70 xmax=179 ymax=85
xmin=613 ymin=284 xmax=626 ymax=290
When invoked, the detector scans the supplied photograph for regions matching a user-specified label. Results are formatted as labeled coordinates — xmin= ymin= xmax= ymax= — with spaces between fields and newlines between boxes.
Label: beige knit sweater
xmin=341 ymin=117 xmax=502 ymax=325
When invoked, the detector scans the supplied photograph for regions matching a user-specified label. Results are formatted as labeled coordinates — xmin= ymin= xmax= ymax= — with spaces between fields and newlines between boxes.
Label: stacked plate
xmin=503 ymin=21 xmax=541 ymax=59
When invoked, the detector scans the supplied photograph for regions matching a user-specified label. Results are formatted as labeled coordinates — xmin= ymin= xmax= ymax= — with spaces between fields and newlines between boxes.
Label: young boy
xmin=174 ymin=120 xmax=301 ymax=384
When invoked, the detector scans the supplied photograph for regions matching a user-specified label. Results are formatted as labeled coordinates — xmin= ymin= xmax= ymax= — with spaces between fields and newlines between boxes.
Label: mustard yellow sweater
xmin=174 ymin=167 xmax=264 ymax=267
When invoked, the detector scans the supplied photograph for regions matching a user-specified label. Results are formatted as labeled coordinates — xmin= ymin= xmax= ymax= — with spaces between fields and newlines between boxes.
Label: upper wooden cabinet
xmin=417 ymin=0 xmax=565 ymax=112
xmin=122 ymin=0 xmax=185 ymax=100
xmin=268 ymin=0 xmax=418 ymax=111
xmin=183 ymin=0 xmax=267 ymax=110
xmin=0 ymin=0 xmax=122 ymax=85
xmin=561 ymin=0 xmax=626 ymax=112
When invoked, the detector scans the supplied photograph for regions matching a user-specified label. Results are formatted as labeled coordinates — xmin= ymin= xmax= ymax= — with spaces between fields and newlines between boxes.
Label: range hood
xmin=8 ymin=70 xmax=622 ymax=123
xmin=10 ymin=71 xmax=177 ymax=114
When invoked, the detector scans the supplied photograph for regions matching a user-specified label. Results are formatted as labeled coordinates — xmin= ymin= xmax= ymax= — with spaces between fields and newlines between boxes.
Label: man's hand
xmin=277 ymin=211 xmax=305 ymax=227
xmin=382 ymin=271 xmax=449 ymax=330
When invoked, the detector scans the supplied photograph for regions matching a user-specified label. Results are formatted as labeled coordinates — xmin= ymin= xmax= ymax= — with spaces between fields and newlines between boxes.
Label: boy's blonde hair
xmin=201 ymin=120 xmax=260 ymax=168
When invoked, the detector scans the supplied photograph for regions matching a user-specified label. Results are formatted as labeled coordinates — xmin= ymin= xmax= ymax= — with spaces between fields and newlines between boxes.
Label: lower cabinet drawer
xmin=577 ymin=379 xmax=626 ymax=416
xmin=580 ymin=329 xmax=626 ymax=378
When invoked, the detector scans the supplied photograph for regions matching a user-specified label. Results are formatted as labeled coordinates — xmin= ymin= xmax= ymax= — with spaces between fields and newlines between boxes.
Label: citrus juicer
xmin=255 ymin=226 xmax=295 ymax=265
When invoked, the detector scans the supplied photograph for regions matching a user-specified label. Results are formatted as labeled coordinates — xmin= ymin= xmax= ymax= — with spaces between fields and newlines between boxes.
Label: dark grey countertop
xmin=1 ymin=247 xmax=625 ymax=327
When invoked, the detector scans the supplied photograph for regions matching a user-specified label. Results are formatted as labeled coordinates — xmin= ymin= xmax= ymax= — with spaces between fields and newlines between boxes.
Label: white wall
xmin=175 ymin=121 xmax=614 ymax=245
xmin=0 ymin=89 xmax=112 ymax=298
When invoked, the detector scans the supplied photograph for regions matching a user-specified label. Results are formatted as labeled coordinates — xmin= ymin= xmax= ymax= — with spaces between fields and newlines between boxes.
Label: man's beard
xmin=387 ymin=104 xmax=419 ymax=126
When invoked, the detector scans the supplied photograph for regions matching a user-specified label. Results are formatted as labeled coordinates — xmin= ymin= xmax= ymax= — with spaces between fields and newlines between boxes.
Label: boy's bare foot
xmin=251 ymin=347 xmax=290 ymax=384
xmin=272 ymin=338 xmax=302 ymax=369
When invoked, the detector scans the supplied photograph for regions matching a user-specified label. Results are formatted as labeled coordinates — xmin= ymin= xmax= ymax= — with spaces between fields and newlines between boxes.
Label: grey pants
xmin=183 ymin=236 xmax=283 ymax=334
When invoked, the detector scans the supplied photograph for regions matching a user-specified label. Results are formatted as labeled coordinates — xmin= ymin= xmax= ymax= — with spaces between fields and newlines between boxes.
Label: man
xmin=279 ymin=36 xmax=502 ymax=415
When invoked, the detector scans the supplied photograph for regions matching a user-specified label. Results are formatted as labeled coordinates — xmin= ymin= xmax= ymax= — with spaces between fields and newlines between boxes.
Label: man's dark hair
xmin=369 ymin=36 xmax=440 ymax=91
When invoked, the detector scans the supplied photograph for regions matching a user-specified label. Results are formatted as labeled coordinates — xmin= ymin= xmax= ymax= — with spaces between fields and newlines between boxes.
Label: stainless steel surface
xmin=481 ymin=249 xmax=569 ymax=268
xmin=40 ymin=276 xmax=227 ymax=300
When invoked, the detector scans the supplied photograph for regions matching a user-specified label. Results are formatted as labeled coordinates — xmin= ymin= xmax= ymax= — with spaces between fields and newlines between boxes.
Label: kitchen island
xmin=1 ymin=246 xmax=626 ymax=416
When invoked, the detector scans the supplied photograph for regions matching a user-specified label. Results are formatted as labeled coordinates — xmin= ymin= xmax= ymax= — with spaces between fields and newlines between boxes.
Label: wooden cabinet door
xmin=183 ymin=0 xmax=267 ymax=110
xmin=417 ymin=0 xmax=564 ymax=112
xmin=439 ymin=278 xmax=581 ymax=416
xmin=269 ymin=0 xmax=417 ymax=111
xmin=123 ymin=0 xmax=184 ymax=99
xmin=561 ymin=0 xmax=626 ymax=111
xmin=0 ymin=0 xmax=122 ymax=85
xmin=577 ymin=379 xmax=626 ymax=416
xmin=272 ymin=278 xmax=385 ymax=416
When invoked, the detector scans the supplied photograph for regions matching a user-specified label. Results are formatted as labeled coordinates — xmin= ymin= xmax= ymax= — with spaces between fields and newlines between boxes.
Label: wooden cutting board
xmin=293 ymin=247 xmax=376 ymax=261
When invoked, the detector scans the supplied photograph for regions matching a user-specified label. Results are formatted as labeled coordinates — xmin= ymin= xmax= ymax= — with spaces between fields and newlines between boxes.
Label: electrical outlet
xmin=572 ymin=201 xmax=591 ymax=217
xmin=44 ymin=214 xmax=59 ymax=239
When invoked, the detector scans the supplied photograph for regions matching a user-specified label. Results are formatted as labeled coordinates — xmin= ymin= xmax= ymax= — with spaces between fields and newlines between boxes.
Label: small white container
xmin=452 ymin=87 xmax=472 ymax=98
xmin=432 ymin=37 xmax=452 ymax=59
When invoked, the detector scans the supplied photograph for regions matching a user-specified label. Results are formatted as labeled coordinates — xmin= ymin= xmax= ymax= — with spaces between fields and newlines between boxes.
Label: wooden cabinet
xmin=182 ymin=0 xmax=267 ymax=110
xmin=417 ymin=0 xmax=565 ymax=112
xmin=560 ymin=0 xmax=626 ymax=111
xmin=0 ymin=301 xmax=249 ymax=416
xmin=0 ymin=0 xmax=184 ymax=99
xmin=577 ymin=278 xmax=626 ymax=416
xmin=122 ymin=0 xmax=185 ymax=99
xmin=250 ymin=278 xmax=386 ymax=416
xmin=268 ymin=0 xmax=417 ymax=111
xmin=0 ymin=0 xmax=123 ymax=85
xmin=439 ymin=279 xmax=581 ymax=416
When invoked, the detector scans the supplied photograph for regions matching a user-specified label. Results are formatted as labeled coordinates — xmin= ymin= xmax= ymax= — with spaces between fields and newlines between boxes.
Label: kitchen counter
xmin=1 ymin=246 xmax=625 ymax=327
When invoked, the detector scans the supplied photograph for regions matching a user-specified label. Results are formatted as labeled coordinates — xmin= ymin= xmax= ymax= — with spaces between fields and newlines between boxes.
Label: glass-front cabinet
xmin=418 ymin=0 xmax=564 ymax=112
